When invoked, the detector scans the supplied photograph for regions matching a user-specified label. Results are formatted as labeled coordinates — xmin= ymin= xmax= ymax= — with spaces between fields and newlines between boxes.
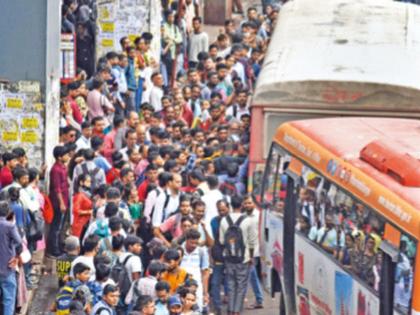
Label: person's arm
xmin=247 ymin=218 xmax=258 ymax=262
xmin=203 ymin=33 xmax=209 ymax=53
xmin=151 ymin=193 xmax=165 ymax=227
xmin=144 ymin=190 xmax=157 ymax=222
xmin=51 ymin=169 xmax=67 ymax=212
xmin=200 ymin=248 xmax=210 ymax=304
xmin=201 ymin=221 xmax=214 ymax=247
xmin=153 ymin=216 xmax=174 ymax=247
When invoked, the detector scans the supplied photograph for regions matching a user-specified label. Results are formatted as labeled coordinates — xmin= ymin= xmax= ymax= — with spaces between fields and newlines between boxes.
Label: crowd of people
xmin=0 ymin=0 xmax=286 ymax=315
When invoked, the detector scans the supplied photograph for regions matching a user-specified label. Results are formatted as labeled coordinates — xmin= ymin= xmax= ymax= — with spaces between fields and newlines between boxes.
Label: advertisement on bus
xmin=295 ymin=234 xmax=380 ymax=315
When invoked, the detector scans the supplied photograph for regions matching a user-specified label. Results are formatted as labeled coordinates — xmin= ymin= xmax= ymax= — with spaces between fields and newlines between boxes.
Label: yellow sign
xmin=2 ymin=131 xmax=18 ymax=142
xmin=21 ymin=131 xmax=38 ymax=143
xmin=101 ymin=38 xmax=114 ymax=47
xmin=99 ymin=8 xmax=110 ymax=20
xmin=101 ymin=22 xmax=115 ymax=33
xmin=6 ymin=97 xmax=23 ymax=109
xmin=22 ymin=117 xmax=39 ymax=129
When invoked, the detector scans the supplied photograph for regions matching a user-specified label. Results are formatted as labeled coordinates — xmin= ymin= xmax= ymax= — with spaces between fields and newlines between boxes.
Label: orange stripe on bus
xmin=274 ymin=125 xmax=420 ymax=240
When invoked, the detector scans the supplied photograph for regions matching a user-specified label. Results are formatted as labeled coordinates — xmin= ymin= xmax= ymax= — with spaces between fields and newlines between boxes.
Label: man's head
xmin=192 ymin=199 xmax=206 ymax=221
xmin=185 ymin=228 xmax=201 ymax=253
xmin=73 ymin=262 xmax=91 ymax=283
xmin=12 ymin=148 xmax=27 ymax=167
xmin=102 ymin=284 xmax=120 ymax=307
xmin=152 ymin=72 xmax=164 ymax=88
xmin=179 ymin=195 xmax=192 ymax=216
xmin=155 ymin=281 xmax=170 ymax=303
xmin=242 ymin=194 xmax=256 ymax=214
xmin=125 ymin=129 xmax=138 ymax=149
xmin=216 ymin=199 xmax=230 ymax=217
xmin=80 ymin=121 xmax=92 ymax=139
xmin=53 ymin=145 xmax=70 ymax=163
xmin=168 ymin=295 xmax=182 ymax=315
xmin=92 ymin=116 xmax=106 ymax=134
xmin=192 ymin=16 xmax=202 ymax=33
xmin=64 ymin=235 xmax=80 ymax=255
xmin=120 ymin=167 xmax=135 ymax=185
xmin=237 ymin=89 xmax=249 ymax=107
xmin=120 ymin=36 xmax=131 ymax=51
xmin=83 ymin=234 xmax=100 ymax=255
xmin=124 ymin=235 xmax=143 ymax=254
xmin=168 ymin=173 xmax=182 ymax=193
xmin=2 ymin=152 xmax=18 ymax=170
xmin=0 ymin=201 xmax=10 ymax=218
xmin=164 ymin=249 xmax=181 ymax=271
xmin=127 ymin=111 xmax=140 ymax=129
xmin=134 ymin=295 xmax=156 ymax=315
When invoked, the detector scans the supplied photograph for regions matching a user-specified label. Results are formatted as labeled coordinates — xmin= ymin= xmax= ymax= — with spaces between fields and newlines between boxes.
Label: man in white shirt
xmin=148 ymin=73 xmax=164 ymax=112
xmin=152 ymin=173 xmax=182 ymax=227
xmin=75 ymin=121 xmax=92 ymax=151
xmin=219 ymin=194 xmax=257 ymax=315
xmin=201 ymin=175 xmax=224 ymax=225
xmin=226 ymin=89 xmax=250 ymax=121
xmin=188 ymin=16 xmax=209 ymax=68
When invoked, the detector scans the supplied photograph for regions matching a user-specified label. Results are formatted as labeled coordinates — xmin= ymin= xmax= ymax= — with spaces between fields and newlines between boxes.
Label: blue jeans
xmin=248 ymin=264 xmax=264 ymax=305
xmin=0 ymin=272 xmax=17 ymax=315
xmin=210 ymin=264 xmax=228 ymax=312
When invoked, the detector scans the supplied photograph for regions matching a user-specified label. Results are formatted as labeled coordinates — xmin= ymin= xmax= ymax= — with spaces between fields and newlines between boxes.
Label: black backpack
xmin=137 ymin=189 xmax=170 ymax=243
xmin=74 ymin=163 xmax=100 ymax=193
xmin=223 ymin=214 xmax=247 ymax=264
xmin=110 ymin=254 xmax=133 ymax=300
xmin=25 ymin=209 xmax=45 ymax=242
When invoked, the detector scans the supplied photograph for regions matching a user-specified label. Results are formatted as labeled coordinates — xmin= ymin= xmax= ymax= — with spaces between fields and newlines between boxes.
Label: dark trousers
xmin=47 ymin=207 xmax=67 ymax=256
xmin=225 ymin=262 xmax=250 ymax=313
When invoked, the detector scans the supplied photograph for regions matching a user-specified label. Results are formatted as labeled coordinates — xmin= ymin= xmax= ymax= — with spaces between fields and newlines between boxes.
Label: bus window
xmin=260 ymin=147 xmax=282 ymax=209
xmin=295 ymin=166 xmax=390 ymax=292
xmin=394 ymin=233 xmax=416 ymax=314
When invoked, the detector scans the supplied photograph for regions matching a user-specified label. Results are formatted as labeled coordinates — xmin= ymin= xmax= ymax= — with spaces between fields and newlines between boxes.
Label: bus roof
xmin=274 ymin=117 xmax=420 ymax=239
xmin=253 ymin=0 xmax=420 ymax=115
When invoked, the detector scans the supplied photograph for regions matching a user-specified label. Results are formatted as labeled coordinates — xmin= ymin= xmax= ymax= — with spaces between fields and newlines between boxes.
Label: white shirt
xmin=201 ymin=189 xmax=225 ymax=225
xmin=75 ymin=135 xmax=91 ymax=151
xmin=226 ymin=104 xmax=250 ymax=120
xmin=149 ymin=85 xmax=164 ymax=112
xmin=246 ymin=209 xmax=260 ymax=257
xmin=70 ymin=255 xmax=96 ymax=281
xmin=119 ymin=252 xmax=143 ymax=282
xmin=233 ymin=62 xmax=246 ymax=84
xmin=219 ymin=212 xmax=256 ymax=263
xmin=152 ymin=189 xmax=180 ymax=227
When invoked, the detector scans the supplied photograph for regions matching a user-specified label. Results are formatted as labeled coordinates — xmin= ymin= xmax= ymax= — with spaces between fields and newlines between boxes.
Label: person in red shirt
xmin=47 ymin=145 xmax=70 ymax=257
xmin=0 ymin=152 xmax=18 ymax=188
xmin=67 ymin=81 xmax=84 ymax=124
xmin=103 ymin=115 xmax=125 ymax=162
xmin=200 ymin=103 xmax=226 ymax=132
xmin=72 ymin=173 xmax=93 ymax=238
xmin=91 ymin=116 xmax=106 ymax=139
xmin=137 ymin=163 xmax=159 ymax=202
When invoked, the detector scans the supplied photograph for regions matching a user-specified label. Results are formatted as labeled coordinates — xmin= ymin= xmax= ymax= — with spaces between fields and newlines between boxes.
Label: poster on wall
xmin=0 ymin=81 xmax=44 ymax=169
xmin=96 ymin=0 xmax=161 ymax=61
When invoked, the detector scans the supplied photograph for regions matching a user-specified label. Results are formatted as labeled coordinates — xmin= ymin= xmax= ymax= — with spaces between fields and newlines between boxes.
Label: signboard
xmin=96 ymin=0 xmax=161 ymax=61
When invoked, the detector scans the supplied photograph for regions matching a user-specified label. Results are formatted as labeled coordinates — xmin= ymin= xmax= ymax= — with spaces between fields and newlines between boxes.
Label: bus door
xmin=258 ymin=144 xmax=290 ymax=297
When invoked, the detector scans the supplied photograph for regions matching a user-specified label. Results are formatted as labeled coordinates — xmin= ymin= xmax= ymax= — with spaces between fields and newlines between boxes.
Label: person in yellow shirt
xmin=161 ymin=248 xmax=189 ymax=294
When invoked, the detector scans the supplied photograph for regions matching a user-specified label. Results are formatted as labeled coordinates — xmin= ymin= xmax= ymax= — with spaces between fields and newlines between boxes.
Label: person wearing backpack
xmin=154 ymin=195 xmax=192 ymax=247
xmin=219 ymin=195 xmax=257 ymax=315
xmin=52 ymin=262 xmax=91 ymax=315
xmin=210 ymin=199 xmax=230 ymax=315
xmin=90 ymin=284 xmax=120 ymax=315
xmin=152 ymin=173 xmax=183 ymax=228
xmin=73 ymin=149 xmax=106 ymax=194
xmin=114 ymin=235 xmax=143 ymax=314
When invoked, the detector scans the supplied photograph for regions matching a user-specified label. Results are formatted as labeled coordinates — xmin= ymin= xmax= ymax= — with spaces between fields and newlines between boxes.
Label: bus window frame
xmin=260 ymin=143 xmax=288 ymax=212
xmin=271 ymin=143 xmax=418 ymax=314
